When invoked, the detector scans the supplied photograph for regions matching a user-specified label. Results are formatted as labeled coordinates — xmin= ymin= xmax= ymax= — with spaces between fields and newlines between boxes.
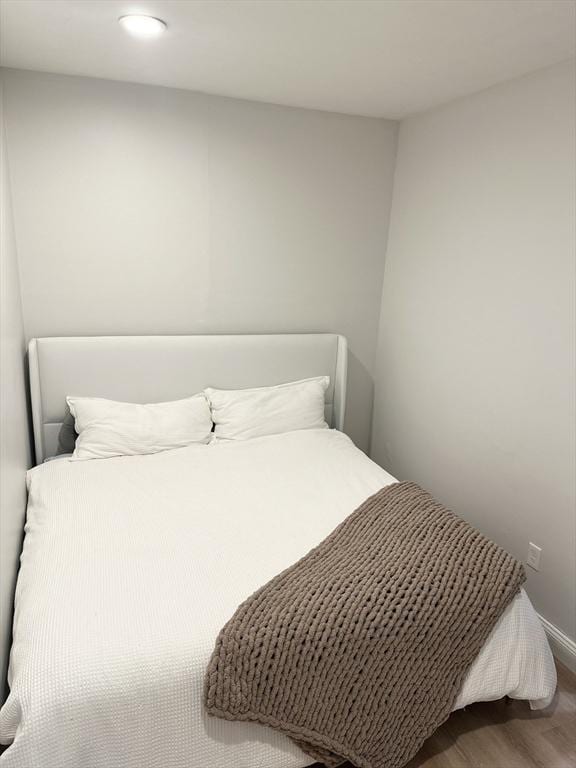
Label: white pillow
xmin=205 ymin=376 xmax=330 ymax=441
xmin=67 ymin=394 xmax=213 ymax=460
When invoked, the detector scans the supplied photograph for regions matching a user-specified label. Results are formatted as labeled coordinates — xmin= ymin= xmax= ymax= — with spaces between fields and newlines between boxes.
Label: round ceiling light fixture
xmin=118 ymin=14 xmax=167 ymax=38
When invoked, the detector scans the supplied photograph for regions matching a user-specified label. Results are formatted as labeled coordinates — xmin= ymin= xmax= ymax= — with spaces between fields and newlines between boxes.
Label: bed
xmin=0 ymin=334 xmax=556 ymax=768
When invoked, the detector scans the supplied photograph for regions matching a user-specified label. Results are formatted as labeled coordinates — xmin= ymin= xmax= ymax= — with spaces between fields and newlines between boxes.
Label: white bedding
xmin=0 ymin=429 xmax=556 ymax=768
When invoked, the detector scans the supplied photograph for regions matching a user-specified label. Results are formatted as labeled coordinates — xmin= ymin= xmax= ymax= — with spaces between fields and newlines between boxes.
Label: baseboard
xmin=539 ymin=614 xmax=576 ymax=673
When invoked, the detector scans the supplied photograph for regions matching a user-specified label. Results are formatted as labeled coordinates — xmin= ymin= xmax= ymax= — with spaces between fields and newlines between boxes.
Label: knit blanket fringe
xmin=204 ymin=481 xmax=525 ymax=768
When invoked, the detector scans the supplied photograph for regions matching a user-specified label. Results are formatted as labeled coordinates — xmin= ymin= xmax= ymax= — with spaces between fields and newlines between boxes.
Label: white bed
xmin=0 ymin=335 xmax=557 ymax=768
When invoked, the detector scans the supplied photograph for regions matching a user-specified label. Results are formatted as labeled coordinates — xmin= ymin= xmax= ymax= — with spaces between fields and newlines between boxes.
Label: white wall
xmin=1 ymin=68 xmax=398 ymax=451
xmin=372 ymin=60 xmax=576 ymax=641
xmin=0 ymin=86 xmax=31 ymax=697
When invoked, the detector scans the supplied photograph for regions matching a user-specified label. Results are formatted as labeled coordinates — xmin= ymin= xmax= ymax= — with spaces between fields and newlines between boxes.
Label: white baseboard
xmin=539 ymin=614 xmax=576 ymax=673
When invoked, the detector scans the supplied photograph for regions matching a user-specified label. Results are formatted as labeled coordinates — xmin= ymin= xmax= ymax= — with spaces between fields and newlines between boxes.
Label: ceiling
xmin=1 ymin=0 xmax=574 ymax=118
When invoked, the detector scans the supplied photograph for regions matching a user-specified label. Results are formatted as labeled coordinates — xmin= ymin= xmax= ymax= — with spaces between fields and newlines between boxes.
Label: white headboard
xmin=29 ymin=334 xmax=348 ymax=464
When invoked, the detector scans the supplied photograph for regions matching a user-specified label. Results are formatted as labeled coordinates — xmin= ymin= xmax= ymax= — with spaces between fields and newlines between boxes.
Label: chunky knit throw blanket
xmin=204 ymin=482 xmax=525 ymax=768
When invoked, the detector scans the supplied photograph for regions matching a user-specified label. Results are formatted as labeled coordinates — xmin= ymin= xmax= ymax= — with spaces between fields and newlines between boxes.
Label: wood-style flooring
xmin=321 ymin=661 xmax=575 ymax=768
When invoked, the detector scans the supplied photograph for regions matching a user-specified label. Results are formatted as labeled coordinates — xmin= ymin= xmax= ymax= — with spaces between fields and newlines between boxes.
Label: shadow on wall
xmin=0 ymin=348 xmax=30 ymax=704
xmin=345 ymin=349 xmax=374 ymax=454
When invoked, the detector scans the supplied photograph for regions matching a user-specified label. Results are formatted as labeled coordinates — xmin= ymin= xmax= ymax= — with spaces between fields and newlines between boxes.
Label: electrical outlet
xmin=527 ymin=542 xmax=542 ymax=571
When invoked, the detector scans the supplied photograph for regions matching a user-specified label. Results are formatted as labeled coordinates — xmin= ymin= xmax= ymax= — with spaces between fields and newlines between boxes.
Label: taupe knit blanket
xmin=204 ymin=482 xmax=525 ymax=768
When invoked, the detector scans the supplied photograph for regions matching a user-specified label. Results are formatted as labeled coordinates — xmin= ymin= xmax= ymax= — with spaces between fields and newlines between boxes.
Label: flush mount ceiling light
xmin=118 ymin=14 xmax=167 ymax=38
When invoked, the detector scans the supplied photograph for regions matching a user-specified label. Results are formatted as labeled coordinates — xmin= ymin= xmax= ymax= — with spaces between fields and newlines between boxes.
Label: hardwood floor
xmin=317 ymin=661 xmax=576 ymax=768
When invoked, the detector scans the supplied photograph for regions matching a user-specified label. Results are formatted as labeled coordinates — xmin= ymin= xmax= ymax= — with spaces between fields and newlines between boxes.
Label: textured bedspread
xmin=205 ymin=481 xmax=526 ymax=768
xmin=0 ymin=430 xmax=555 ymax=768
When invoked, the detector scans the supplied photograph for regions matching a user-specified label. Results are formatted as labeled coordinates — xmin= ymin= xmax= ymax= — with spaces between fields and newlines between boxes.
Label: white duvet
xmin=0 ymin=429 xmax=556 ymax=768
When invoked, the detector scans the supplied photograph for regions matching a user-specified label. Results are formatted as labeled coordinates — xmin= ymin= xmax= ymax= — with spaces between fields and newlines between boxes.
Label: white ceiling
xmin=1 ymin=0 xmax=574 ymax=118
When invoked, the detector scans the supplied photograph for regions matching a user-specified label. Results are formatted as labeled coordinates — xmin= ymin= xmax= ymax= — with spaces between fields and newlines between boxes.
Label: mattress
xmin=0 ymin=429 xmax=556 ymax=768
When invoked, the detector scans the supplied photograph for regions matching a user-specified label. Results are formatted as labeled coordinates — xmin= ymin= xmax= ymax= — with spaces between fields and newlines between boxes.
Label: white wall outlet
xmin=527 ymin=542 xmax=542 ymax=571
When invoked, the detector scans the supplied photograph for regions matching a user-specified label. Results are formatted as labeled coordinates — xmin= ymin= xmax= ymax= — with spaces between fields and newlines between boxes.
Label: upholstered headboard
xmin=29 ymin=334 xmax=348 ymax=464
